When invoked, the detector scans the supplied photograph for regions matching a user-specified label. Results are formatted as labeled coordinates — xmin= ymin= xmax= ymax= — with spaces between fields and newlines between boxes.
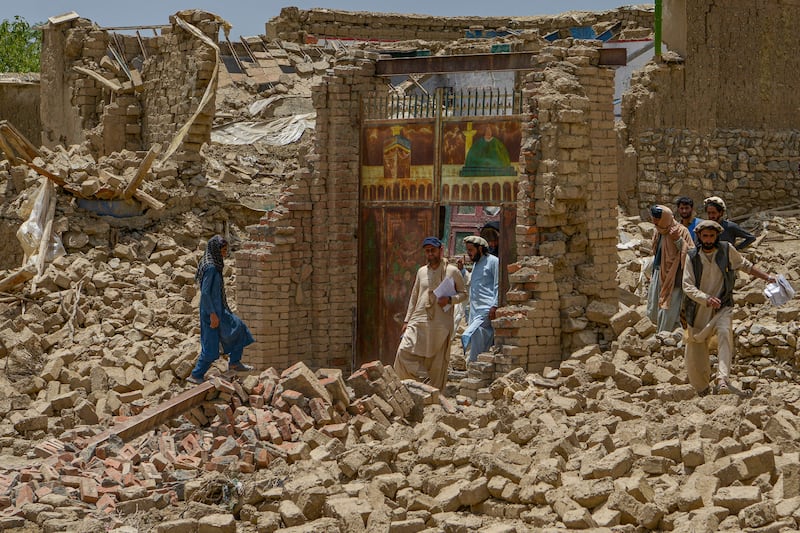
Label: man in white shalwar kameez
xmin=682 ymin=220 xmax=775 ymax=394
xmin=394 ymin=236 xmax=467 ymax=391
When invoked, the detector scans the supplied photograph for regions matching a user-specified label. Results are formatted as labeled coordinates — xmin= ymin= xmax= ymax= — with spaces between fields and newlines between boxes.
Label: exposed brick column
xmin=142 ymin=10 xmax=221 ymax=175
xmin=237 ymin=54 xmax=379 ymax=372
xmin=309 ymin=56 xmax=379 ymax=370
xmin=500 ymin=42 xmax=619 ymax=373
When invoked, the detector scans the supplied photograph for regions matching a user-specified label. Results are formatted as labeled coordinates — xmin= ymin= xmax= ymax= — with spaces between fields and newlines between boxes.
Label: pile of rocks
xmin=0 ymin=360 xmax=435 ymax=530
xmin=6 ymin=337 xmax=800 ymax=531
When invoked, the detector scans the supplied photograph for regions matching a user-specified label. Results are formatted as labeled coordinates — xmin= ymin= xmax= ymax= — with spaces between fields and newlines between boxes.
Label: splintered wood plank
xmin=0 ymin=266 xmax=35 ymax=292
xmin=73 ymin=66 xmax=122 ymax=92
xmin=0 ymin=121 xmax=41 ymax=161
xmin=133 ymin=189 xmax=164 ymax=211
xmin=86 ymin=374 xmax=235 ymax=449
xmin=122 ymin=143 xmax=161 ymax=200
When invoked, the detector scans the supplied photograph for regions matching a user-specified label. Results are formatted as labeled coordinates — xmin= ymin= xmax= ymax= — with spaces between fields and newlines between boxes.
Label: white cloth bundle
xmin=764 ymin=275 xmax=796 ymax=307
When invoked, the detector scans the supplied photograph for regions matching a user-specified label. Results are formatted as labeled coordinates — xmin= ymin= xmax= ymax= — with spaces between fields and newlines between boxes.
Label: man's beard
xmin=701 ymin=241 xmax=717 ymax=251
xmin=469 ymin=250 xmax=482 ymax=263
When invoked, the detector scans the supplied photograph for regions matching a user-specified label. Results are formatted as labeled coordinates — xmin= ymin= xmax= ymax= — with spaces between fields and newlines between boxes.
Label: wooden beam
xmin=0 ymin=131 xmax=19 ymax=164
xmin=133 ymin=188 xmax=165 ymax=211
xmin=0 ymin=266 xmax=35 ymax=292
xmin=376 ymin=52 xmax=537 ymax=76
xmin=22 ymin=161 xmax=85 ymax=198
xmin=0 ymin=121 xmax=41 ymax=161
xmin=85 ymin=375 xmax=235 ymax=451
xmin=72 ymin=66 xmax=122 ymax=92
xmin=375 ymin=48 xmax=626 ymax=76
xmin=123 ymin=144 xmax=161 ymax=200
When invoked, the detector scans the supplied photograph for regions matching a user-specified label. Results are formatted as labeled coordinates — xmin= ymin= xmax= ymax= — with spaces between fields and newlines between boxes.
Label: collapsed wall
xmin=267 ymin=6 xmax=653 ymax=43
xmin=620 ymin=0 xmax=800 ymax=216
xmin=499 ymin=42 xmax=619 ymax=372
xmin=38 ymin=10 xmax=222 ymax=175
xmin=237 ymin=40 xmax=619 ymax=375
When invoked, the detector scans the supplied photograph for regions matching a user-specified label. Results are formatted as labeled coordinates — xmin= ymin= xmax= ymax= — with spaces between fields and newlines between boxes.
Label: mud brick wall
xmin=237 ymin=56 xmax=381 ymax=372
xmin=39 ymin=11 xmax=218 ymax=175
xmin=621 ymin=0 xmax=800 ymax=216
xmin=500 ymin=42 xmax=619 ymax=373
xmin=238 ymin=45 xmax=618 ymax=375
xmin=235 ymin=178 xmax=312 ymax=371
xmin=0 ymin=77 xmax=41 ymax=145
xmin=141 ymin=11 xmax=221 ymax=175
xmin=267 ymin=6 xmax=654 ymax=43
xmin=624 ymin=125 xmax=800 ymax=217
xmin=40 ymin=19 xmax=103 ymax=148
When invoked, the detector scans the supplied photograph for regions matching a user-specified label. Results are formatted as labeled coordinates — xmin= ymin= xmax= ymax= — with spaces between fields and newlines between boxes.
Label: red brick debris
xmin=0 ymin=360 xmax=441 ymax=523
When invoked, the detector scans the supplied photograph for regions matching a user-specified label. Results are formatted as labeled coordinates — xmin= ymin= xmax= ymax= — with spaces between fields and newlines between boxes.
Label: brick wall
xmin=141 ymin=11 xmax=221 ymax=175
xmin=39 ymin=11 xmax=219 ymax=175
xmin=626 ymin=124 xmax=800 ymax=217
xmin=622 ymin=0 xmax=800 ymax=216
xmin=239 ymin=44 xmax=619 ymax=375
xmin=237 ymin=55 xmax=380 ymax=373
xmin=0 ymin=77 xmax=41 ymax=145
xmin=267 ymin=6 xmax=653 ymax=43
xmin=499 ymin=42 xmax=619 ymax=373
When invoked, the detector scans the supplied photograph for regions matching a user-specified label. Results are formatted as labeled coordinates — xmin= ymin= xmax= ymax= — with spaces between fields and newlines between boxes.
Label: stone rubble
xmin=0 ymin=7 xmax=799 ymax=533
xmin=2 ymin=303 xmax=800 ymax=532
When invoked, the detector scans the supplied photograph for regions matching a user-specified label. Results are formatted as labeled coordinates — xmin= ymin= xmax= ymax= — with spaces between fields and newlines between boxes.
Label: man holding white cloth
xmin=393 ymin=236 xmax=467 ymax=390
xmin=682 ymin=220 xmax=775 ymax=394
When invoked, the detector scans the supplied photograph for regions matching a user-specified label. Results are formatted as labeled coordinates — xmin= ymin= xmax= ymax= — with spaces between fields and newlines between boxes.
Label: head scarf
xmin=650 ymin=205 xmax=695 ymax=310
xmin=694 ymin=219 xmax=723 ymax=234
xmin=196 ymin=235 xmax=229 ymax=310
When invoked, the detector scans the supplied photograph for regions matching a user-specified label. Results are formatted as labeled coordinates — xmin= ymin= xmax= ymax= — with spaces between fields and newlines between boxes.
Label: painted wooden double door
xmin=357 ymin=88 xmax=521 ymax=365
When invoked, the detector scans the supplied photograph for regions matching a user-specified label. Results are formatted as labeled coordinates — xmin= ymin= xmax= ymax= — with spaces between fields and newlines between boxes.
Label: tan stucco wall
xmin=0 ymin=80 xmax=41 ymax=145
xmin=623 ymin=0 xmax=800 ymax=216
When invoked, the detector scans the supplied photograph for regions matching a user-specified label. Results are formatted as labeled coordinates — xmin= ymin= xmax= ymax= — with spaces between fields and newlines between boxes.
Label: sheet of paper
xmin=433 ymin=276 xmax=456 ymax=312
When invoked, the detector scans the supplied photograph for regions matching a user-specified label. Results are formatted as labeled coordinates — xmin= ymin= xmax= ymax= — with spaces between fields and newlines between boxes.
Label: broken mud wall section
xmin=237 ymin=40 xmax=619 ymax=376
xmin=0 ymin=75 xmax=41 ymax=144
xmin=620 ymin=0 xmax=800 ymax=216
xmin=39 ymin=10 xmax=222 ymax=175
xmin=267 ymin=6 xmax=654 ymax=43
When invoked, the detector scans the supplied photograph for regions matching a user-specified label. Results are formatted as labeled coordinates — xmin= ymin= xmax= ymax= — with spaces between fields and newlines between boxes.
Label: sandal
xmin=715 ymin=380 xmax=730 ymax=395
xmin=229 ymin=362 xmax=254 ymax=372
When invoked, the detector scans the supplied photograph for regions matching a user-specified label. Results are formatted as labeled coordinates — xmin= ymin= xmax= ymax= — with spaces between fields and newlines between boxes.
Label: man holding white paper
xmin=393 ymin=236 xmax=467 ymax=390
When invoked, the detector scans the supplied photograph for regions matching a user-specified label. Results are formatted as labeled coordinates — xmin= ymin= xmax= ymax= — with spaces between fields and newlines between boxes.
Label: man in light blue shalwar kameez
xmin=461 ymin=235 xmax=499 ymax=362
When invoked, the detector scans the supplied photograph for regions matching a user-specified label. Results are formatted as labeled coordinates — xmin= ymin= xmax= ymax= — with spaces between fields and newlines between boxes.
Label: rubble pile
xmin=0 ymin=10 xmax=799 ymax=533
xmin=0 ymin=147 xmax=797 ymax=532
xmin=5 ymin=340 xmax=800 ymax=531
xmin=0 ymin=360 xmax=431 ymax=530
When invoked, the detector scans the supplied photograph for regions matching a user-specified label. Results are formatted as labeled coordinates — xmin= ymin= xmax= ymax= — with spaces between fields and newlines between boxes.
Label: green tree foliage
xmin=0 ymin=16 xmax=42 ymax=73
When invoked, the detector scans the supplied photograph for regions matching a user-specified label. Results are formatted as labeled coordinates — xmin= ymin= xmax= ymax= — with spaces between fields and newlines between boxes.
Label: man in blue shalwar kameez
xmin=187 ymin=235 xmax=255 ymax=384
xmin=461 ymin=235 xmax=499 ymax=362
